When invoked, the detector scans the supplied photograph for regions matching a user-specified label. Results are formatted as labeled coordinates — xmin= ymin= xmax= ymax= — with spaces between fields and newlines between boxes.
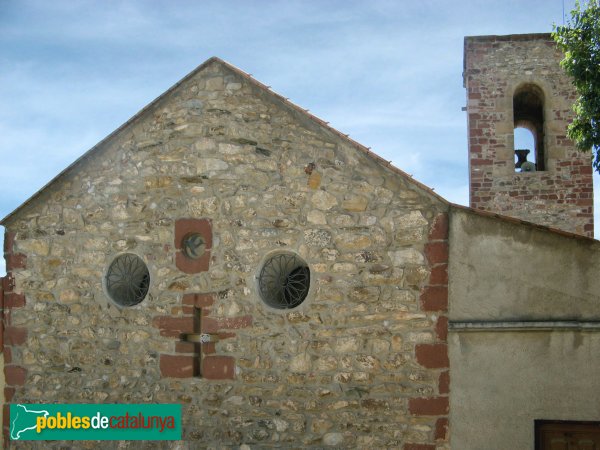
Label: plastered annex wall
xmin=448 ymin=206 xmax=600 ymax=449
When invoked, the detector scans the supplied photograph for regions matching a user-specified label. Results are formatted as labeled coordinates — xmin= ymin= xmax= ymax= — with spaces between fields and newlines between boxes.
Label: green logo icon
xmin=10 ymin=404 xmax=181 ymax=440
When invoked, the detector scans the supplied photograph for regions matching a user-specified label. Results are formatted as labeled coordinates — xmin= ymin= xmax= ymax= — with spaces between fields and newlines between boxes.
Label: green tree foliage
xmin=553 ymin=0 xmax=600 ymax=172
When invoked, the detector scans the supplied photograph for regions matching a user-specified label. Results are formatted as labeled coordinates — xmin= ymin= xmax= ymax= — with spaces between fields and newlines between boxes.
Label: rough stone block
xmin=205 ymin=77 xmax=224 ymax=90
xmin=307 ymin=171 xmax=321 ymax=189
xmin=323 ymin=432 xmax=344 ymax=446
xmin=342 ymin=195 xmax=368 ymax=212
xmin=311 ymin=190 xmax=338 ymax=210
xmin=202 ymin=315 xmax=252 ymax=333
xmin=202 ymin=355 xmax=235 ymax=380
xmin=18 ymin=239 xmax=50 ymax=256
xmin=389 ymin=248 xmax=424 ymax=266
xmin=197 ymin=158 xmax=228 ymax=172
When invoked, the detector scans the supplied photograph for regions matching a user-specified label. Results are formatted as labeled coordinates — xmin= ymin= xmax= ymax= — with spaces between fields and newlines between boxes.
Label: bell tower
xmin=464 ymin=33 xmax=593 ymax=237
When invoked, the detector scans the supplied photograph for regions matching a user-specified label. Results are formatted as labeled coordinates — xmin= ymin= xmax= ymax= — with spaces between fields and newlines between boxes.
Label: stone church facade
xmin=1 ymin=57 xmax=451 ymax=448
xmin=1 ymin=33 xmax=599 ymax=449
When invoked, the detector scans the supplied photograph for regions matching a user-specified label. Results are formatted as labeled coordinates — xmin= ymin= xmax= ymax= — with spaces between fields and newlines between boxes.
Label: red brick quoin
xmin=405 ymin=213 xmax=449 ymax=449
xmin=415 ymin=344 xmax=449 ymax=369
xmin=421 ymin=213 xmax=448 ymax=313
xmin=2 ymin=230 xmax=29 ymax=444
xmin=409 ymin=397 xmax=449 ymax=416
xmin=154 ymin=292 xmax=252 ymax=380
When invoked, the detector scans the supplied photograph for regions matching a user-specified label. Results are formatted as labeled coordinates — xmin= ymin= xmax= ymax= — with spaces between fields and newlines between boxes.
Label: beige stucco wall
xmin=450 ymin=331 xmax=600 ymax=450
xmin=449 ymin=207 xmax=600 ymax=321
xmin=449 ymin=206 xmax=600 ymax=449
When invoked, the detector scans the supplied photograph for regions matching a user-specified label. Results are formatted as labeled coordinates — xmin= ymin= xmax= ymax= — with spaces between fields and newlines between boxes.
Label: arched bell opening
xmin=513 ymin=84 xmax=545 ymax=172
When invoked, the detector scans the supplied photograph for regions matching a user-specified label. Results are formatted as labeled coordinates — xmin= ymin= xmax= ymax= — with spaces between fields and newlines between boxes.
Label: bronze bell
xmin=515 ymin=149 xmax=530 ymax=169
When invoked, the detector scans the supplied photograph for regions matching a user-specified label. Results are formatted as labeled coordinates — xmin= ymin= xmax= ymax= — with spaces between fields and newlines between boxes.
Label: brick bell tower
xmin=464 ymin=33 xmax=594 ymax=237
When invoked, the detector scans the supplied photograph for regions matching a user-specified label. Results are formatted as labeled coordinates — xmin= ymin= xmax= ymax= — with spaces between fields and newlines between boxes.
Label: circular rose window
xmin=258 ymin=252 xmax=310 ymax=309
xmin=105 ymin=253 xmax=150 ymax=307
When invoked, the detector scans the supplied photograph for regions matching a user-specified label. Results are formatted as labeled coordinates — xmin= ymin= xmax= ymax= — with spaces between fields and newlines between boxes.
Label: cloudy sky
xmin=0 ymin=0 xmax=592 ymax=275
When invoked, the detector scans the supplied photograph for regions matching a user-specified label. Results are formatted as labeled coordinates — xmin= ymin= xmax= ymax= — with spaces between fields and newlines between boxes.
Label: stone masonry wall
xmin=464 ymin=34 xmax=594 ymax=237
xmin=2 ymin=59 xmax=449 ymax=449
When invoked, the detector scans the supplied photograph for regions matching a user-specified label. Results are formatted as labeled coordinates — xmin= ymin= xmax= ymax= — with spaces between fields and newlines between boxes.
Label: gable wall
xmin=2 ymin=61 xmax=450 ymax=448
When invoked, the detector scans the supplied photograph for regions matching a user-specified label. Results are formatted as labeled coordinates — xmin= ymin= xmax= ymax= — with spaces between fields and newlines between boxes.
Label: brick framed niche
xmin=174 ymin=218 xmax=212 ymax=274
